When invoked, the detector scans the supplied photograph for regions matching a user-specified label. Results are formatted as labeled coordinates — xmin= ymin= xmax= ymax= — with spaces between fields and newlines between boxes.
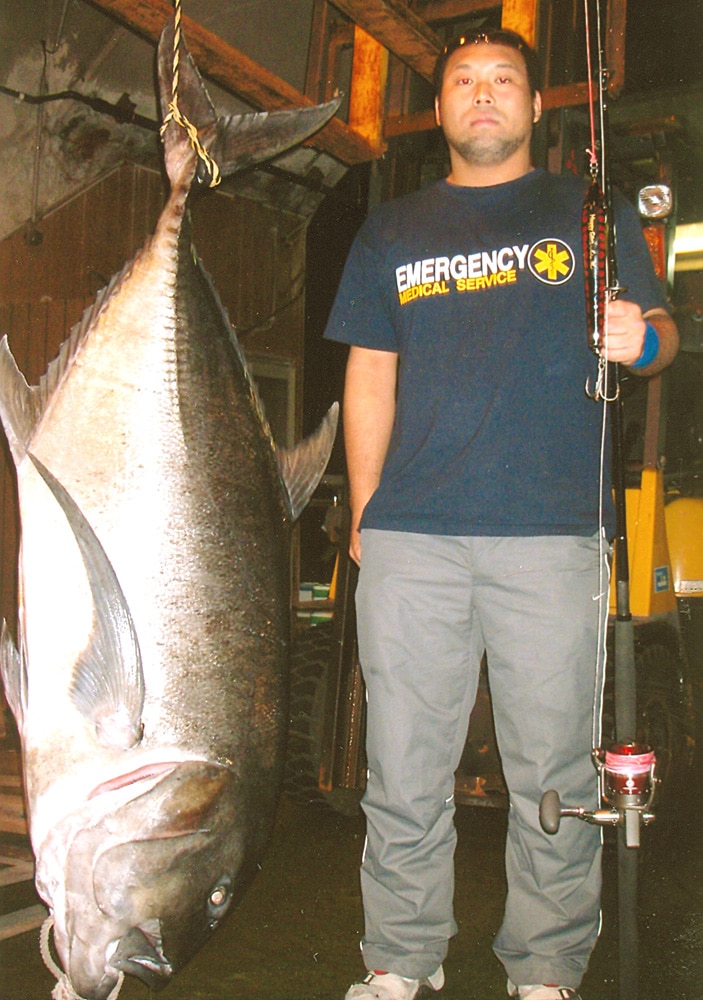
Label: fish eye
xmin=207 ymin=876 xmax=233 ymax=926
xmin=210 ymin=886 xmax=227 ymax=907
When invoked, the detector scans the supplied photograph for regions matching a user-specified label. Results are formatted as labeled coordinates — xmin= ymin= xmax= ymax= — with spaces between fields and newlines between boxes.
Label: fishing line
xmin=159 ymin=0 xmax=222 ymax=187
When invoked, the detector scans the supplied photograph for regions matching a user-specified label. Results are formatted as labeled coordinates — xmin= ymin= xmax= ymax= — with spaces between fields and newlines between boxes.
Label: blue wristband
xmin=630 ymin=322 xmax=659 ymax=369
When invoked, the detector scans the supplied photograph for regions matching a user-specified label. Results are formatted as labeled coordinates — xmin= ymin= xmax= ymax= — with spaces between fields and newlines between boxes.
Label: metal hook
xmin=585 ymin=358 xmax=619 ymax=402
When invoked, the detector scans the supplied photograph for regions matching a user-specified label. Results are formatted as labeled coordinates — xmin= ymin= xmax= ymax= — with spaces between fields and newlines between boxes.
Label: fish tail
xmin=156 ymin=22 xmax=339 ymax=189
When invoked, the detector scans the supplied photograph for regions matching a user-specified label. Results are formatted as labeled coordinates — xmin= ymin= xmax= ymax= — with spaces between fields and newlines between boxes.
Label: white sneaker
xmin=507 ymin=982 xmax=581 ymax=1000
xmin=345 ymin=966 xmax=445 ymax=1000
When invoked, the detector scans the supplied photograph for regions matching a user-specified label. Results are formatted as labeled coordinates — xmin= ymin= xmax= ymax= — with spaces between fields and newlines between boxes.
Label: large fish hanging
xmin=0 ymin=21 xmax=338 ymax=1000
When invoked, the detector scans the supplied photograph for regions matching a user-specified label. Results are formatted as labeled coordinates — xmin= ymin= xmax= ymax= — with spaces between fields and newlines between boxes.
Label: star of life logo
xmin=528 ymin=238 xmax=576 ymax=285
xmin=395 ymin=239 xmax=576 ymax=305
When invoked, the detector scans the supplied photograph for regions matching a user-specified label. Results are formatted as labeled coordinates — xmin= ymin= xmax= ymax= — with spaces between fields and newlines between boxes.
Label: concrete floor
xmin=1 ymin=783 xmax=701 ymax=1000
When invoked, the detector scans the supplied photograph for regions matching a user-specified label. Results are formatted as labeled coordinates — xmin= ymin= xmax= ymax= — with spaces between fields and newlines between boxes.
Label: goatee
xmin=449 ymin=133 xmax=527 ymax=167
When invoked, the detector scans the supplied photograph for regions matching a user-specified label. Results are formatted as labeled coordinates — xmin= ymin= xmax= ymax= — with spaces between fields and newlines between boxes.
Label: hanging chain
xmin=159 ymin=0 xmax=221 ymax=187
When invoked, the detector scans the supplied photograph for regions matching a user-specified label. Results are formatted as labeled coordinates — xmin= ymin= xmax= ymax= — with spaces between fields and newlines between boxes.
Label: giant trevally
xmin=0 ymin=22 xmax=338 ymax=1000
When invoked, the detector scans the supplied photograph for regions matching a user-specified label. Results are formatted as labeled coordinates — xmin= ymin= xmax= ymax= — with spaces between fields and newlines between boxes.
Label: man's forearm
xmin=631 ymin=308 xmax=679 ymax=376
xmin=343 ymin=346 xmax=398 ymax=561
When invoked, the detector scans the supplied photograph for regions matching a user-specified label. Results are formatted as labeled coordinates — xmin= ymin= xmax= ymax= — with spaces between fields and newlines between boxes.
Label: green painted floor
xmin=1 ymin=786 xmax=701 ymax=1000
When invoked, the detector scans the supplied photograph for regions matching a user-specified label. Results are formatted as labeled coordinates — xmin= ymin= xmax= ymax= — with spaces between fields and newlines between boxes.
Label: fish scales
xmin=0 ymin=21 xmax=338 ymax=1000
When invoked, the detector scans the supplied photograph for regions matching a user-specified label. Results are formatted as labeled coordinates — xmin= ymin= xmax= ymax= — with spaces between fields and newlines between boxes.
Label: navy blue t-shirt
xmin=324 ymin=168 xmax=667 ymax=537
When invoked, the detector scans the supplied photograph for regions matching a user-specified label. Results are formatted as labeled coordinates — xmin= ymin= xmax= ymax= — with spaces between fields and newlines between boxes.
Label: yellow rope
xmin=159 ymin=0 xmax=221 ymax=187
xmin=40 ymin=914 xmax=126 ymax=1000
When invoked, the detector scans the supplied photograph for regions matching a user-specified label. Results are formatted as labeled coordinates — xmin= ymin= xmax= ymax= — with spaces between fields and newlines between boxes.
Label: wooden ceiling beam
xmin=86 ymin=0 xmax=378 ymax=164
xmin=385 ymin=82 xmax=594 ymax=139
xmin=417 ymin=0 xmax=505 ymax=24
xmin=327 ymin=0 xmax=442 ymax=83
xmin=501 ymin=0 xmax=538 ymax=47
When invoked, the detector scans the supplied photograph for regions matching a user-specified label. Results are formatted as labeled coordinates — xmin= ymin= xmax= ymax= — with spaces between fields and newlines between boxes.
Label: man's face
xmin=435 ymin=42 xmax=541 ymax=170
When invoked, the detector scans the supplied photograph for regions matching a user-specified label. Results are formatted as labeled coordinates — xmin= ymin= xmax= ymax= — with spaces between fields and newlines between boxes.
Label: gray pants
xmin=355 ymin=530 xmax=608 ymax=989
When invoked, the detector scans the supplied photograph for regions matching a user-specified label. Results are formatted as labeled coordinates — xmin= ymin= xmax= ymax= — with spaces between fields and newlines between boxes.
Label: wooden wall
xmin=0 ymin=163 xmax=309 ymax=736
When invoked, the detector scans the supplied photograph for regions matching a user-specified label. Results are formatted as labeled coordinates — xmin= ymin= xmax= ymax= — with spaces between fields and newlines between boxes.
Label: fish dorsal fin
xmin=38 ymin=272 xmax=123 ymax=415
xmin=0 ymin=275 xmax=128 ymax=467
xmin=0 ymin=620 xmax=26 ymax=733
xmin=276 ymin=402 xmax=339 ymax=522
xmin=29 ymin=455 xmax=145 ymax=751
xmin=157 ymin=21 xmax=340 ymax=185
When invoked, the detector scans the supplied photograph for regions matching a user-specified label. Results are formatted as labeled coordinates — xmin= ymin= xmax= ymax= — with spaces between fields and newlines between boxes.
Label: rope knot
xmin=40 ymin=915 xmax=126 ymax=1000
xmin=159 ymin=0 xmax=221 ymax=188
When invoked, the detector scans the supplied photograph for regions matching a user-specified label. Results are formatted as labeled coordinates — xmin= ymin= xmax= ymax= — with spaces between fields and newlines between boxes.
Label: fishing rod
xmin=539 ymin=4 xmax=659 ymax=998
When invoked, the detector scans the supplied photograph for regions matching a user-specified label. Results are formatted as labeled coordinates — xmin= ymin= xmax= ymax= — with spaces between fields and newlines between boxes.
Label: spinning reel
xmin=540 ymin=743 xmax=658 ymax=848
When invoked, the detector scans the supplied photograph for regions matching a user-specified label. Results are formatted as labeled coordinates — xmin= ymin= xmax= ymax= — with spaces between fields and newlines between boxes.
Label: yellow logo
xmin=528 ymin=239 xmax=575 ymax=285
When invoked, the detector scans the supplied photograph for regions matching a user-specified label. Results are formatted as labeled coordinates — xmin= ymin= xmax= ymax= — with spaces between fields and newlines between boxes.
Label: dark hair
xmin=433 ymin=29 xmax=542 ymax=98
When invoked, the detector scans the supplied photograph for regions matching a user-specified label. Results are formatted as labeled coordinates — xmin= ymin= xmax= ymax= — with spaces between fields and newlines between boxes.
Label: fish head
xmin=45 ymin=760 xmax=253 ymax=1000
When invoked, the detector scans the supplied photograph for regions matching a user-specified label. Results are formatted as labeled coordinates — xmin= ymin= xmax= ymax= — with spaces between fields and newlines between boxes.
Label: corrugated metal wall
xmin=0 ymin=162 xmax=307 ymax=733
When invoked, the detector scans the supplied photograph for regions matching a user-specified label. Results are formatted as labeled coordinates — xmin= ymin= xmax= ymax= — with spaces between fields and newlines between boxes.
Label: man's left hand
xmin=601 ymin=298 xmax=647 ymax=366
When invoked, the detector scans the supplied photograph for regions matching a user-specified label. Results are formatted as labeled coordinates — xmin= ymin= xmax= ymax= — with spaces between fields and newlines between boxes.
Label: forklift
xmin=284 ymin=182 xmax=702 ymax=816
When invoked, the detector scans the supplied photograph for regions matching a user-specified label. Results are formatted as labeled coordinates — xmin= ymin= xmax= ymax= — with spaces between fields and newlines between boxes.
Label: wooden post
xmin=501 ymin=0 xmax=539 ymax=47
xmin=348 ymin=25 xmax=388 ymax=156
xmin=607 ymin=0 xmax=628 ymax=95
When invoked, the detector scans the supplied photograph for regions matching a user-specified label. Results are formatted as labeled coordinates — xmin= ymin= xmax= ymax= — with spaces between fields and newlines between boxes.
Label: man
xmin=324 ymin=29 xmax=678 ymax=1000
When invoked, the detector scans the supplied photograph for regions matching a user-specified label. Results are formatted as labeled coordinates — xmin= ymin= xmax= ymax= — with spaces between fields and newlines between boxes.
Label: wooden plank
xmin=541 ymin=81 xmax=592 ymax=111
xmin=0 ymin=904 xmax=46 ymax=941
xmin=501 ymin=0 xmax=539 ymax=47
xmin=606 ymin=0 xmax=627 ymax=95
xmin=0 ymin=754 xmax=25 ymax=840
xmin=418 ymin=0 xmax=502 ymax=22
xmin=384 ymin=106 xmax=437 ymax=138
xmin=0 ymin=854 xmax=34 ymax=888
xmin=348 ymin=26 xmax=389 ymax=154
xmin=0 ymin=791 xmax=28 ymax=835
xmin=22 ymin=300 xmax=46 ymax=387
xmin=304 ymin=0 xmax=332 ymax=103
xmin=328 ymin=0 xmax=442 ymax=82
xmin=385 ymin=79 xmax=593 ymax=138
xmin=386 ymin=51 xmax=412 ymax=120
xmin=87 ymin=0 xmax=378 ymax=164
xmin=0 ymin=450 xmax=19 ymax=632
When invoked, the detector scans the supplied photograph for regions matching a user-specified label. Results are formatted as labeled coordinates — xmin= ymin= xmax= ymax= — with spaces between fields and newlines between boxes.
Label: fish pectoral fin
xmin=157 ymin=22 xmax=340 ymax=184
xmin=0 ymin=337 xmax=41 ymax=465
xmin=0 ymin=620 xmax=26 ymax=730
xmin=29 ymin=456 xmax=145 ymax=750
xmin=276 ymin=402 xmax=339 ymax=522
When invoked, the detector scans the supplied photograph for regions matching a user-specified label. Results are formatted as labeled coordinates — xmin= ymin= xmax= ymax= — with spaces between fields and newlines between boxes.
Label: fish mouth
xmin=54 ymin=761 xmax=242 ymax=999
xmin=108 ymin=923 xmax=172 ymax=987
